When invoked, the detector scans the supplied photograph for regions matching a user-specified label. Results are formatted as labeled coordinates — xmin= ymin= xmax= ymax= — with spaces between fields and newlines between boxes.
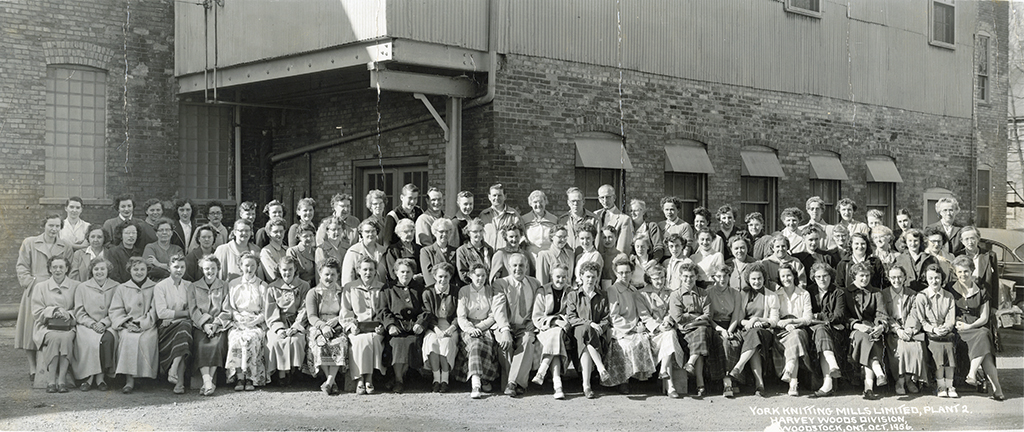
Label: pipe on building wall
xmin=234 ymin=97 xmax=242 ymax=206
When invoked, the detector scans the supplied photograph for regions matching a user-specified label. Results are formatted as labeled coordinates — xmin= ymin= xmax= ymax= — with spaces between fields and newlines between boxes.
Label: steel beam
xmin=369 ymin=69 xmax=477 ymax=98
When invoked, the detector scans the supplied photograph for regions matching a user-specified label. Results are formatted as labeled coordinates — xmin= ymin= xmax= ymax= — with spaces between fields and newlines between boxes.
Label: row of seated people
xmin=24 ymin=217 xmax=1005 ymax=401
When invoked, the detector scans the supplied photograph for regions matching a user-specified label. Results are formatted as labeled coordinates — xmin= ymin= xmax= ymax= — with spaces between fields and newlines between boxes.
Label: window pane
xmin=791 ymin=0 xmax=820 ymax=12
xmin=934 ymin=2 xmax=954 ymax=44
xmin=576 ymin=168 xmax=622 ymax=212
xmin=740 ymin=177 xmax=776 ymax=232
xmin=45 ymin=66 xmax=106 ymax=199
xmin=664 ymin=172 xmax=707 ymax=225
xmin=866 ymin=182 xmax=895 ymax=227
xmin=809 ymin=179 xmax=840 ymax=224
xmin=977 ymin=169 xmax=990 ymax=228
xmin=179 ymin=105 xmax=232 ymax=200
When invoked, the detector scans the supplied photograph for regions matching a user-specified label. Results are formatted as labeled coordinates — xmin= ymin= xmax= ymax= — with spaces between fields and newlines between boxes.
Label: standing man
xmin=593 ymin=185 xmax=634 ymax=254
xmin=480 ymin=183 xmax=522 ymax=250
xmin=799 ymin=196 xmax=835 ymax=249
xmin=416 ymin=187 xmax=457 ymax=248
xmin=451 ymin=191 xmax=475 ymax=246
xmin=557 ymin=187 xmax=599 ymax=250
xmin=492 ymin=253 xmax=539 ymax=397
xmin=383 ymin=183 xmax=424 ymax=246
xmin=658 ymin=196 xmax=694 ymax=261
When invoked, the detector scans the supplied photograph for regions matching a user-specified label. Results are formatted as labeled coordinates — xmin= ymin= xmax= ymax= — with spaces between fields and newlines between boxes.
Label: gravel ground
xmin=1 ymin=325 xmax=1021 ymax=431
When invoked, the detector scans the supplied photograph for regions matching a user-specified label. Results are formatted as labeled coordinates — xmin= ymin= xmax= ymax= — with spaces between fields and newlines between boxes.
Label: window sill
xmin=928 ymin=40 xmax=955 ymax=51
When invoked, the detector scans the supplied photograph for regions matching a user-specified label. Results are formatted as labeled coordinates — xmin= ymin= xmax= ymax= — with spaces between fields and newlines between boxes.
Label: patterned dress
xmin=305 ymin=282 xmax=348 ymax=373
xmin=266 ymin=277 xmax=310 ymax=372
xmin=602 ymin=281 xmax=656 ymax=386
xmin=219 ymin=275 xmax=269 ymax=385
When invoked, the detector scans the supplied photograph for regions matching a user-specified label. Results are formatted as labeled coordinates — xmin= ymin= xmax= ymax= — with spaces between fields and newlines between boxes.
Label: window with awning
xmin=575 ymin=132 xmax=630 ymax=211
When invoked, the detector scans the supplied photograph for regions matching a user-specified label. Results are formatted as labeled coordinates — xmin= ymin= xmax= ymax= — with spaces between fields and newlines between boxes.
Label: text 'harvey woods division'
xmin=751 ymin=403 xmax=970 ymax=432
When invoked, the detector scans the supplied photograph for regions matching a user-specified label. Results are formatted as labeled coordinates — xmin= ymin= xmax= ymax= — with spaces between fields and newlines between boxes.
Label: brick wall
xmin=0 ymin=0 xmax=177 ymax=304
xmin=974 ymin=1 xmax=1010 ymax=229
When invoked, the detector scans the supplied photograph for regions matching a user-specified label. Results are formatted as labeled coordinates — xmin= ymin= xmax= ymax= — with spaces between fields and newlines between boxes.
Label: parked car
xmin=978 ymin=228 xmax=1024 ymax=307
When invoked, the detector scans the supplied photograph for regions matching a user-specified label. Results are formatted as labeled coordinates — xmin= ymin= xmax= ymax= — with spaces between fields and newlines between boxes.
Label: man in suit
xmin=557 ymin=187 xmax=598 ymax=251
xmin=594 ymin=184 xmax=634 ymax=254
xmin=492 ymin=253 xmax=540 ymax=397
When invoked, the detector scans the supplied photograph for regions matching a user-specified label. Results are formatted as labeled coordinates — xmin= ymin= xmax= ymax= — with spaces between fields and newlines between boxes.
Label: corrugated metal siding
xmin=501 ymin=0 xmax=976 ymax=118
xmin=386 ymin=0 xmax=489 ymax=51
xmin=176 ymin=0 xmax=388 ymax=76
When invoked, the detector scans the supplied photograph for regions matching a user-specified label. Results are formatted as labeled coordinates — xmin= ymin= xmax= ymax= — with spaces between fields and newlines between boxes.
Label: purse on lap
xmin=45 ymin=316 xmax=73 ymax=331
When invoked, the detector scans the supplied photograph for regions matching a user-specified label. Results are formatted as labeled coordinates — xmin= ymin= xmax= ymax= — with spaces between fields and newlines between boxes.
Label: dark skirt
xmin=191 ymin=327 xmax=228 ymax=369
xmin=158 ymin=320 xmax=193 ymax=374
xmin=680 ymin=325 xmax=709 ymax=356
xmin=849 ymin=330 xmax=883 ymax=367
xmin=740 ymin=327 xmax=775 ymax=354
xmin=454 ymin=331 xmax=499 ymax=382
xmin=573 ymin=324 xmax=606 ymax=359
xmin=955 ymin=327 xmax=993 ymax=360
xmin=707 ymin=320 xmax=741 ymax=378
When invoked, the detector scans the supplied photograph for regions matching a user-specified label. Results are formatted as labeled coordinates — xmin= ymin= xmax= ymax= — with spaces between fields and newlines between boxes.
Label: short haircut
xmin=923 ymin=226 xmax=948 ymax=245
xmin=871 ymin=225 xmax=893 ymax=242
xmin=952 ymin=254 xmax=975 ymax=272
xmin=744 ymin=212 xmax=764 ymax=224
xmin=198 ymin=254 xmax=221 ymax=271
xmin=717 ymin=204 xmax=735 ymax=218
xmin=801 ymin=224 xmax=825 ymax=237
xmin=578 ymin=260 xmax=601 ymax=276
xmin=431 ymin=218 xmax=454 ymax=233
xmin=831 ymin=223 xmax=849 ymax=236
xmin=85 ymin=224 xmax=106 ymax=244
xmin=43 ymin=213 xmax=64 ymax=229
xmin=169 ymin=253 xmax=187 ymax=265
xmin=770 ymin=233 xmax=790 ymax=250
xmin=395 ymin=218 xmax=416 ymax=233
xmin=359 ymin=219 xmax=381 ymax=234
xmin=664 ymin=232 xmax=687 ymax=248
xmin=142 ymin=198 xmax=163 ymax=212
xmin=565 ymin=186 xmax=583 ymax=198
xmin=365 ymin=190 xmax=387 ymax=209
xmin=318 ymin=257 xmax=342 ymax=274
xmin=902 ymin=228 xmax=925 ymax=252
xmin=65 ymin=196 xmax=84 ymax=208
xmin=297 ymin=222 xmax=316 ymax=234
xmin=695 ymin=226 xmax=714 ymax=238
xmin=238 ymin=201 xmax=257 ymax=213
xmin=126 ymin=256 xmax=148 ymax=273
xmin=457 ymin=191 xmax=474 ymax=200
xmin=781 ymin=207 xmax=805 ymax=223
xmin=297 ymin=197 xmax=316 ymax=211
xmin=528 ymin=190 xmax=547 ymax=205
xmin=960 ymin=225 xmax=980 ymax=240
xmin=805 ymin=196 xmax=825 ymax=209
xmin=46 ymin=254 xmax=70 ymax=274
xmin=850 ymin=261 xmax=873 ymax=277
xmin=678 ymin=262 xmax=700 ymax=277
xmin=155 ymin=217 xmax=175 ymax=231
xmin=393 ymin=257 xmax=417 ymax=272
xmin=488 ymin=183 xmax=503 ymax=193
xmin=727 ymin=234 xmax=749 ymax=250
xmin=205 ymin=201 xmax=225 ymax=215
xmin=113 ymin=193 xmax=135 ymax=210
xmin=330 ymin=193 xmax=353 ymax=208
xmin=433 ymin=262 xmax=455 ymax=276
xmin=660 ymin=196 xmax=683 ymax=210
xmin=87 ymin=257 xmax=112 ymax=280
xmin=809 ymin=262 xmax=835 ymax=281
xmin=464 ymin=218 xmax=485 ymax=232
xmin=924 ymin=263 xmax=945 ymax=279
xmin=693 ymin=206 xmax=712 ymax=221
xmin=278 ymin=254 xmax=298 ymax=269
xmin=401 ymin=183 xmax=420 ymax=196
xmin=647 ymin=264 xmax=666 ymax=279
xmin=632 ymin=234 xmax=652 ymax=251
xmin=577 ymin=221 xmax=598 ymax=239
xmin=866 ymin=209 xmax=884 ymax=221
xmin=935 ymin=197 xmax=960 ymax=212
xmin=264 ymin=199 xmax=285 ymax=215
xmin=837 ymin=198 xmax=858 ymax=211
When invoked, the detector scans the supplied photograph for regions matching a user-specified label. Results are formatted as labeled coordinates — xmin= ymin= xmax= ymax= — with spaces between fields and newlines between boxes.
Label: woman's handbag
xmin=45 ymin=316 xmax=73 ymax=331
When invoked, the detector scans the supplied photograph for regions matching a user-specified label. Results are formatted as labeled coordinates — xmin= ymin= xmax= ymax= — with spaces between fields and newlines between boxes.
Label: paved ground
xmin=1 ymin=324 xmax=1021 ymax=431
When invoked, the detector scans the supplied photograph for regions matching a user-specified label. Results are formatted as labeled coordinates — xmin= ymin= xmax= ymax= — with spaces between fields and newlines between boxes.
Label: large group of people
xmin=12 ymin=186 xmax=1006 ymax=401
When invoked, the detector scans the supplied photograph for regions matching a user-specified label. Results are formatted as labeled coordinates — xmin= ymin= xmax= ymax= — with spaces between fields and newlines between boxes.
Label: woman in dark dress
xmin=844 ymin=261 xmax=889 ymax=400
xmin=378 ymin=257 xmax=426 ymax=393
xmin=565 ymin=260 xmax=610 ymax=399
xmin=807 ymin=262 xmax=847 ymax=398
xmin=421 ymin=263 xmax=459 ymax=393
xmin=949 ymin=255 xmax=1005 ymax=401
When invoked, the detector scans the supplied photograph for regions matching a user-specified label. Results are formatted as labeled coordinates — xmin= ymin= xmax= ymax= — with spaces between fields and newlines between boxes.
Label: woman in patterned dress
xmin=153 ymin=253 xmax=193 ymax=394
xmin=305 ymin=257 xmax=348 ymax=395
xmin=600 ymin=257 xmax=656 ymax=393
xmin=218 ymin=251 xmax=269 ymax=391
xmin=457 ymin=263 xmax=503 ymax=399
xmin=949 ymin=255 xmax=1005 ymax=401
xmin=639 ymin=264 xmax=687 ymax=398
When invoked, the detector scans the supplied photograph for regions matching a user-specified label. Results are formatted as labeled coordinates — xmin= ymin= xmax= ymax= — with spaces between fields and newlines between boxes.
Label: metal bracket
xmin=414 ymin=93 xmax=449 ymax=140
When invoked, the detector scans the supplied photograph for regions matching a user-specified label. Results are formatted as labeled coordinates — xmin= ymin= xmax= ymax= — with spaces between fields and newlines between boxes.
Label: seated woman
xmin=911 ymin=264 xmax=957 ymax=398
xmin=531 ymin=263 xmax=572 ymax=400
xmin=628 ymin=235 xmax=658 ymax=288
xmin=341 ymin=256 xmax=387 ymax=395
xmin=341 ymin=220 xmax=385 ymax=286
xmin=316 ymin=216 xmax=350 ymax=271
xmin=773 ymin=262 xmax=814 ymax=397
xmin=573 ymin=222 xmax=602 ymax=284
xmin=110 ymin=257 xmax=159 ymax=393
xmin=845 ymin=261 xmax=890 ymax=400
xmin=378 ymin=258 xmax=426 ymax=394
xmin=305 ymin=258 xmax=347 ymax=395
xmin=214 ymin=219 xmax=261 ymax=281
xmin=565 ymin=261 xmax=610 ymax=399
xmin=143 ymin=218 xmax=184 ymax=282
xmin=31 ymin=255 xmax=79 ymax=393
xmin=689 ymin=227 xmax=725 ymax=285
xmin=883 ymin=265 xmax=926 ymax=396
xmin=760 ymin=234 xmax=806 ymax=288
xmin=837 ymin=233 xmax=886 ymax=290
xmin=69 ymin=225 xmax=107 ymax=282
xmin=806 ymin=263 xmax=847 ymax=399
xmin=153 ymin=253 xmax=193 ymax=394
xmin=420 ymin=218 xmax=458 ymax=287
xmin=107 ymin=222 xmax=143 ymax=284
xmin=725 ymin=235 xmax=756 ymax=291
xmin=456 ymin=263 xmax=503 ymax=399
xmin=380 ymin=219 xmax=421 ymax=285
xmin=218 ymin=252 xmax=269 ymax=391
xmin=639 ymin=264 xmax=687 ymax=398
xmin=287 ymin=223 xmax=318 ymax=285
xmin=259 ymin=218 xmax=289 ymax=283
xmin=73 ymin=257 xmax=119 ymax=391
xmin=266 ymin=255 xmax=310 ymax=386
xmin=184 ymin=225 xmax=217 ymax=283
xmin=421 ymin=263 xmax=460 ymax=393
xmin=668 ymin=263 xmax=712 ymax=398
xmin=187 ymin=255 xmax=229 ymax=396
xmin=893 ymin=228 xmax=934 ymax=293
xmin=705 ymin=264 xmax=743 ymax=398
xmin=949 ymin=255 xmax=1005 ymax=401
xmin=727 ymin=262 xmax=779 ymax=398
xmin=600 ymin=257 xmax=656 ymax=394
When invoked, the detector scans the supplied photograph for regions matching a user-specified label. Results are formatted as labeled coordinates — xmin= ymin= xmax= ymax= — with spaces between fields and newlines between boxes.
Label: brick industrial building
xmin=0 ymin=0 xmax=1011 ymax=308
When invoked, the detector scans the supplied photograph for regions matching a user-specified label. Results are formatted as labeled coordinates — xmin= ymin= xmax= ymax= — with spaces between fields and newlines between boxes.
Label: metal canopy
xmin=740 ymin=148 xmax=784 ymax=177
xmin=808 ymin=154 xmax=849 ymax=180
xmin=575 ymin=137 xmax=633 ymax=170
xmin=865 ymin=158 xmax=904 ymax=183
xmin=664 ymin=144 xmax=715 ymax=174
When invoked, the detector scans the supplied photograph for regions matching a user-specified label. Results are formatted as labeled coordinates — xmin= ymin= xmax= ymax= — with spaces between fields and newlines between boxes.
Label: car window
xmin=1003 ymin=244 xmax=1021 ymax=263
